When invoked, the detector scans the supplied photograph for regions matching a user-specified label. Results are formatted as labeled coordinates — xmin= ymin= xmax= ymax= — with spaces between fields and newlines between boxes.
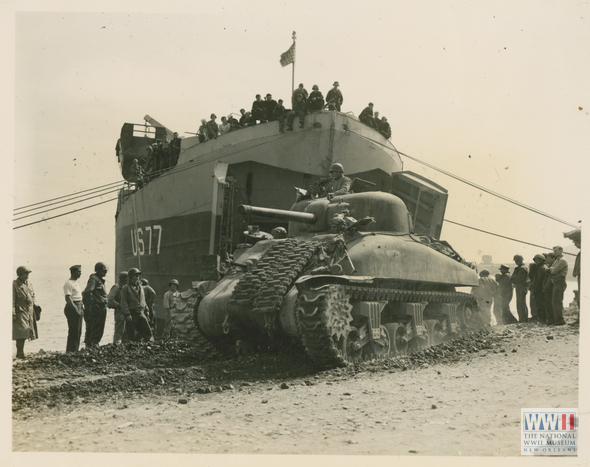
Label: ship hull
xmin=115 ymin=111 xmax=403 ymax=296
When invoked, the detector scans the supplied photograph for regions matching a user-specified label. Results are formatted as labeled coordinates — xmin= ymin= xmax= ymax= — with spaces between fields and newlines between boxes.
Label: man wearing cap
xmin=510 ymin=254 xmax=530 ymax=323
xmin=273 ymin=99 xmax=287 ymax=132
xmin=286 ymin=93 xmax=307 ymax=131
xmin=13 ymin=266 xmax=40 ymax=359
xmin=379 ymin=117 xmax=392 ymax=139
xmin=548 ymin=246 xmax=568 ymax=325
xmin=162 ymin=279 xmax=180 ymax=340
xmin=564 ymin=228 xmax=581 ymax=324
xmin=206 ymin=114 xmax=219 ymax=140
xmin=292 ymin=83 xmax=308 ymax=108
xmin=326 ymin=82 xmax=343 ymax=111
xmin=359 ymin=102 xmax=375 ymax=127
xmin=499 ymin=264 xmax=518 ymax=324
xmin=263 ymin=93 xmax=278 ymax=122
xmin=471 ymin=270 xmax=497 ymax=325
xmin=107 ymin=271 xmax=131 ymax=345
xmin=307 ymin=85 xmax=325 ymax=111
xmin=82 ymin=262 xmax=109 ymax=348
xmin=530 ymin=254 xmax=548 ymax=324
xmin=198 ymin=119 xmax=208 ymax=143
xmin=63 ymin=265 xmax=84 ymax=352
xmin=251 ymin=94 xmax=266 ymax=124
xmin=120 ymin=268 xmax=154 ymax=341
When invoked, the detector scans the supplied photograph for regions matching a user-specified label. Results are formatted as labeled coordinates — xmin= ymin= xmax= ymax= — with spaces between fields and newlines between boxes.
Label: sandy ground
xmin=12 ymin=322 xmax=580 ymax=457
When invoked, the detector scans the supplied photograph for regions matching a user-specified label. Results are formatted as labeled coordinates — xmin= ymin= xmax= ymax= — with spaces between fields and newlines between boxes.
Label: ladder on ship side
xmin=218 ymin=177 xmax=236 ymax=259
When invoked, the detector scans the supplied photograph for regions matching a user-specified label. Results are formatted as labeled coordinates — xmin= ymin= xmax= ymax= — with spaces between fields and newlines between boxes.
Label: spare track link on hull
xmin=230 ymin=239 xmax=318 ymax=318
xmin=296 ymin=284 xmax=473 ymax=368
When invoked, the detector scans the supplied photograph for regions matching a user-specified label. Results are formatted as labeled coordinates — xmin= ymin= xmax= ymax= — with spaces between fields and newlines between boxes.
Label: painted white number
xmin=130 ymin=225 xmax=163 ymax=256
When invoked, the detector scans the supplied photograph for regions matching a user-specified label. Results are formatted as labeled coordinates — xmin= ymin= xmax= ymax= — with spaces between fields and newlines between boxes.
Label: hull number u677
xmin=131 ymin=225 xmax=162 ymax=256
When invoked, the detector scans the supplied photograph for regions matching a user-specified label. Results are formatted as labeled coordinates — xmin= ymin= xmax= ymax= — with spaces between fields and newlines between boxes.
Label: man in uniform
xmin=359 ymin=102 xmax=375 ymax=127
xmin=292 ymin=83 xmax=308 ymax=108
xmin=544 ymin=253 xmax=557 ymax=324
xmin=263 ymin=93 xmax=278 ymax=121
xmin=548 ymin=246 xmax=568 ymax=325
xmin=530 ymin=254 xmax=548 ymax=324
xmin=162 ymin=279 xmax=180 ymax=340
xmin=499 ymin=264 xmax=518 ymax=324
xmin=206 ymin=114 xmax=219 ymax=140
xmin=379 ymin=117 xmax=392 ymax=139
xmin=510 ymin=254 xmax=529 ymax=323
xmin=141 ymin=278 xmax=157 ymax=330
xmin=82 ymin=262 xmax=109 ymax=348
xmin=471 ymin=270 xmax=497 ymax=326
xmin=13 ymin=266 xmax=40 ymax=359
xmin=310 ymin=163 xmax=352 ymax=200
xmin=63 ymin=265 xmax=84 ymax=352
xmin=326 ymin=81 xmax=343 ymax=111
xmin=197 ymin=119 xmax=208 ymax=143
xmin=251 ymin=94 xmax=266 ymax=124
xmin=287 ymin=93 xmax=307 ymax=130
xmin=307 ymin=85 xmax=325 ymax=111
xmin=107 ymin=271 xmax=131 ymax=345
xmin=120 ymin=268 xmax=154 ymax=341
xmin=564 ymin=228 xmax=581 ymax=325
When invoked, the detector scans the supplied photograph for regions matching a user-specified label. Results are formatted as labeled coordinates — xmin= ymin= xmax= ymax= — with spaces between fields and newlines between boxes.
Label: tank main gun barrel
xmin=238 ymin=205 xmax=317 ymax=224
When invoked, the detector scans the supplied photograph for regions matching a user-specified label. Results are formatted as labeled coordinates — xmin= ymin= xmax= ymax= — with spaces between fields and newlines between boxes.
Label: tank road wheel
xmin=365 ymin=325 xmax=391 ymax=360
xmin=425 ymin=319 xmax=444 ymax=347
xmin=296 ymin=285 xmax=354 ymax=368
xmin=384 ymin=323 xmax=408 ymax=357
xmin=335 ymin=326 xmax=363 ymax=363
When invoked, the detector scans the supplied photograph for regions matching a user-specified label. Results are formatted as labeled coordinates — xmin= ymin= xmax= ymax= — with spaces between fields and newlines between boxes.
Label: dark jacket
xmin=82 ymin=273 xmax=108 ymax=310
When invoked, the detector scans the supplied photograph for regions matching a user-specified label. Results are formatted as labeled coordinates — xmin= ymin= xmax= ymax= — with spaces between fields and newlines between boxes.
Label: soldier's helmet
xmin=271 ymin=227 xmax=287 ymax=239
xmin=128 ymin=267 xmax=141 ymax=278
xmin=169 ymin=279 xmax=179 ymax=286
xmin=94 ymin=262 xmax=108 ymax=272
xmin=16 ymin=266 xmax=31 ymax=276
xmin=329 ymin=163 xmax=344 ymax=173
xmin=140 ymin=278 xmax=149 ymax=286
xmin=513 ymin=254 xmax=524 ymax=261
xmin=118 ymin=271 xmax=129 ymax=280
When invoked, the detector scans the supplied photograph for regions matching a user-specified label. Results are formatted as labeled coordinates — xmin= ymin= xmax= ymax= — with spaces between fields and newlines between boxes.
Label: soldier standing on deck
xmin=499 ymin=264 xmax=518 ymax=325
xmin=107 ymin=271 xmax=130 ymax=345
xmin=82 ymin=262 xmax=109 ymax=348
xmin=326 ymin=81 xmax=343 ymax=111
xmin=510 ymin=254 xmax=529 ymax=323
xmin=63 ymin=265 xmax=84 ymax=352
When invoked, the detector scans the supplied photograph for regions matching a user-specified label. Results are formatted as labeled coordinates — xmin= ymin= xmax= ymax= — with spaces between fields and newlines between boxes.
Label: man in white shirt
xmin=161 ymin=279 xmax=179 ymax=340
xmin=63 ymin=265 xmax=84 ymax=352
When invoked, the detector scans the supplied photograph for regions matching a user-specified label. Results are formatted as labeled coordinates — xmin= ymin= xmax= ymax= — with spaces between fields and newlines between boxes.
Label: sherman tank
xmin=196 ymin=190 xmax=479 ymax=367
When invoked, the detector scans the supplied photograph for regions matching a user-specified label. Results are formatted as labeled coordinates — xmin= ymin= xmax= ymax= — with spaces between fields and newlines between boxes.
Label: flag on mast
xmin=280 ymin=42 xmax=295 ymax=67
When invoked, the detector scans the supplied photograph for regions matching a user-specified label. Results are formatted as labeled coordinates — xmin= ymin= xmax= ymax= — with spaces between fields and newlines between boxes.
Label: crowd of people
xmin=128 ymin=132 xmax=182 ymax=189
xmin=194 ymin=81 xmax=391 ymax=139
xmin=471 ymin=234 xmax=581 ymax=327
xmin=12 ymin=220 xmax=580 ymax=358
xmin=12 ymin=262 xmax=183 ymax=358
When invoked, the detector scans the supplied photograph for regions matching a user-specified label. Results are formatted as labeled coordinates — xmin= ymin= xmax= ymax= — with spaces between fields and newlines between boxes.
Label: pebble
xmin=178 ymin=398 xmax=188 ymax=404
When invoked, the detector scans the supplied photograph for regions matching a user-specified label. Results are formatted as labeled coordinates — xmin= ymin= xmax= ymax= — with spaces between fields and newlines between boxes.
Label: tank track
xmin=296 ymin=284 xmax=473 ymax=368
xmin=230 ymin=239 xmax=318 ymax=317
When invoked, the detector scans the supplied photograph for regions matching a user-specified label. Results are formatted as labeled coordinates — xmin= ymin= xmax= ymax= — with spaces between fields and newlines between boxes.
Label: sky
xmin=2 ymin=0 xmax=590 ymax=462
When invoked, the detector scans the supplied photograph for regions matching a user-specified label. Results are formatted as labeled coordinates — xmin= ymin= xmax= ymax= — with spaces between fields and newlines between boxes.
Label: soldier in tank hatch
xmin=63 ymin=265 xmax=84 ymax=352
xmin=326 ymin=81 xmax=343 ymax=111
xmin=510 ymin=254 xmax=529 ymax=323
xmin=107 ymin=271 xmax=130 ymax=345
xmin=309 ymin=163 xmax=352 ymax=200
xmin=82 ymin=262 xmax=109 ymax=348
